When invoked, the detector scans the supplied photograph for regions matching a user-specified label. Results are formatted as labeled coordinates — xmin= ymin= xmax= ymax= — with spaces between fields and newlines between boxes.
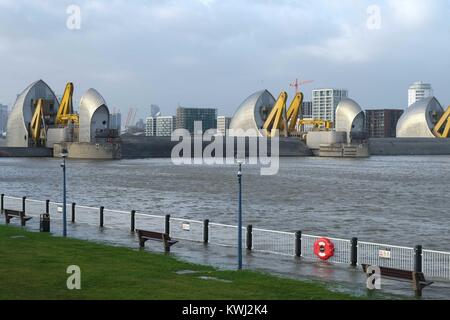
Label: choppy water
xmin=1 ymin=156 xmax=450 ymax=250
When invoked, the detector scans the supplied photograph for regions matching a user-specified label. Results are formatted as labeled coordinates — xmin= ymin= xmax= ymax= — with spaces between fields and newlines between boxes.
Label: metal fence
xmin=1 ymin=194 xmax=450 ymax=282
xmin=301 ymin=234 xmax=352 ymax=264
xmin=208 ymin=222 xmax=246 ymax=248
xmin=252 ymin=228 xmax=295 ymax=256
xmin=423 ymin=250 xmax=450 ymax=280
xmin=169 ymin=217 xmax=204 ymax=242
xmin=357 ymin=241 xmax=415 ymax=271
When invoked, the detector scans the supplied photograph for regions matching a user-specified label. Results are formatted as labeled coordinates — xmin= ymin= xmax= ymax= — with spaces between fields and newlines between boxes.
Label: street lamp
xmin=60 ymin=148 xmax=68 ymax=237
xmin=237 ymin=161 xmax=243 ymax=270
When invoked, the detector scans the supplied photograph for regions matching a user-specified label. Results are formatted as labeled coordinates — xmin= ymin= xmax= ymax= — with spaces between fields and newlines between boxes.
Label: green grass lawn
xmin=0 ymin=224 xmax=360 ymax=300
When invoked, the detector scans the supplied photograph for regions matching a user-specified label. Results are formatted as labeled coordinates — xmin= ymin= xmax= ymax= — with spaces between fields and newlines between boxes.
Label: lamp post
xmin=237 ymin=161 xmax=243 ymax=270
xmin=60 ymin=149 xmax=68 ymax=237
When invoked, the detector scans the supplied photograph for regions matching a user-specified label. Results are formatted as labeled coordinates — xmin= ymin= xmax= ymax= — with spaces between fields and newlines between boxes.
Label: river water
xmin=1 ymin=156 xmax=449 ymax=251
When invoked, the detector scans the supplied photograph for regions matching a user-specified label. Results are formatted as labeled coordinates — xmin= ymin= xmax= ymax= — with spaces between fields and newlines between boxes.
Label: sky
xmin=0 ymin=0 xmax=449 ymax=120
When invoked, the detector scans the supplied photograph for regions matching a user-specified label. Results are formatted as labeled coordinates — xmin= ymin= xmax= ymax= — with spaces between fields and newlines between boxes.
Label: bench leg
xmin=163 ymin=240 xmax=170 ymax=253
xmin=5 ymin=214 xmax=10 ymax=224
xmin=20 ymin=215 xmax=25 ymax=227
xmin=139 ymin=238 xmax=147 ymax=248
xmin=414 ymin=288 xmax=422 ymax=298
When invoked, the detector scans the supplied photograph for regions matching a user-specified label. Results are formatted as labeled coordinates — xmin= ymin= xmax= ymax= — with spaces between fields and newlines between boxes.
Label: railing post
xmin=351 ymin=237 xmax=358 ymax=267
xmin=22 ymin=196 xmax=26 ymax=214
xmin=99 ymin=206 xmax=104 ymax=228
xmin=203 ymin=219 xmax=209 ymax=243
xmin=45 ymin=200 xmax=50 ymax=214
xmin=414 ymin=245 xmax=423 ymax=273
xmin=295 ymin=231 xmax=302 ymax=257
xmin=1 ymin=194 xmax=4 ymax=214
xmin=130 ymin=210 xmax=136 ymax=232
xmin=246 ymin=225 xmax=253 ymax=250
xmin=165 ymin=214 xmax=170 ymax=236
xmin=71 ymin=203 xmax=76 ymax=223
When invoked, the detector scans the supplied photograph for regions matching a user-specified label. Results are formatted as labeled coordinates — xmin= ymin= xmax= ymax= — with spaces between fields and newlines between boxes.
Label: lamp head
xmin=237 ymin=160 xmax=243 ymax=177
xmin=60 ymin=148 xmax=68 ymax=158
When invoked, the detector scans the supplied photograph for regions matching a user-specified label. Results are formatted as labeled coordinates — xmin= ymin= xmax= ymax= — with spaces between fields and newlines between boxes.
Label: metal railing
xmin=357 ymin=241 xmax=415 ymax=271
xmin=301 ymin=234 xmax=352 ymax=264
xmin=1 ymin=194 xmax=450 ymax=281
xmin=252 ymin=228 xmax=295 ymax=256
xmin=208 ymin=222 xmax=246 ymax=248
xmin=169 ymin=217 xmax=204 ymax=242
xmin=423 ymin=249 xmax=450 ymax=280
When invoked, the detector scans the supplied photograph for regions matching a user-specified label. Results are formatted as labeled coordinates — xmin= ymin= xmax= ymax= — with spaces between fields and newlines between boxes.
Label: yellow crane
xmin=263 ymin=91 xmax=303 ymax=137
xmin=297 ymin=119 xmax=333 ymax=130
xmin=30 ymin=98 xmax=46 ymax=146
xmin=56 ymin=82 xmax=79 ymax=126
xmin=433 ymin=105 xmax=450 ymax=138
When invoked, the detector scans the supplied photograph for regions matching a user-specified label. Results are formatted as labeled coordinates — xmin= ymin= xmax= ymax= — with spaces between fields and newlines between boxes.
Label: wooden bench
xmin=136 ymin=229 xmax=178 ymax=252
xmin=362 ymin=264 xmax=433 ymax=297
xmin=4 ymin=209 xmax=32 ymax=226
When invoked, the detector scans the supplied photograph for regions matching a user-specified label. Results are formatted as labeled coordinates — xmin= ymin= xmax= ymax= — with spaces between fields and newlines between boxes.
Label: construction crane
xmin=55 ymin=82 xmax=79 ymax=126
xmin=433 ymin=105 xmax=450 ymax=138
xmin=297 ymin=119 xmax=333 ymax=130
xmin=263 ymin=92 xmax=288 ymax=137
xmin=263 ymin=87 xmax=333 ymax=138
xmin=30 ymin=98 xmax=46 ymax=146
xmin=290 ymin=78 xmax=314 ymax=93
xmin=263 ymin=91 xmax=303 ymax=137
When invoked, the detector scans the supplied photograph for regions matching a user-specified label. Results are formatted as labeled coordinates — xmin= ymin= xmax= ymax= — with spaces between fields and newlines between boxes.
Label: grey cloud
xmin=0 ymin=0 xmax=449 ymax=118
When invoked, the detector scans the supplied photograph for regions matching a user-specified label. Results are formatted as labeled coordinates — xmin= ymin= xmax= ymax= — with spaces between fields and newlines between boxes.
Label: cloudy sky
xmin=0 ymin=0 xmax=449 ymax=119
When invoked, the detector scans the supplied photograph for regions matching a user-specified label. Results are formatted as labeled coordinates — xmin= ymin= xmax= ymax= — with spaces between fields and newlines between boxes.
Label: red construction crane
xmin=290 ymin=78 xmax=314 ymax=93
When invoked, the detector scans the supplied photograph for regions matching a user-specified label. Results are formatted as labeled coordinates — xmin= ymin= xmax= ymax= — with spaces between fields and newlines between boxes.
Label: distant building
xmin=301 ymin=101 xmax=312 ymax=118
xmin=408 ymin=81 xmax=433 ymax=107
xmin=156 ymin=116 xmax=175 ymax=137
xmin=217 ymin=116 xmax=231 ymax=135
xmin=365 ymin=109 xmax=404 ymax=138
xmin=150 ymin=104 xmax=160 ymax=117
xmin=146 ymin=116 xmax=175 ymax=136
xmin=312 ymin=89 xmax=348 ymax=124
xmin=109 ymin=112 xmax=122 ymax=133
xmin=176 ymin=107 xmax=217 ymax=134
xmin=0 ymin=104 xmax=8 ymax=135
xmin=145 ymin=117 xmax=156 ymax=136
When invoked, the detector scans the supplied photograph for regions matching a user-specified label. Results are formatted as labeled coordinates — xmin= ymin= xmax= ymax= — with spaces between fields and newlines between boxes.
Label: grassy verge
xmin=0 ymin=224 xmax=359 ymax=300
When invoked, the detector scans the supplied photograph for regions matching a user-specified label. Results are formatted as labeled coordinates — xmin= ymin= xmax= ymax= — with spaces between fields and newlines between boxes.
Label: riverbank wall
xmin=369 ymin=138 xmax=450 ymax=155
xmin=0 ymin=147 xmax=53 ymax=157
xmin=121 ymin=136 xmax=313 ymax=158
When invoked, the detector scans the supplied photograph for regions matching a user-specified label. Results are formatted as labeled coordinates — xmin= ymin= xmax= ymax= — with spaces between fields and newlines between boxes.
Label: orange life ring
xmin=313 ymin=237 xmax=335 ymax=260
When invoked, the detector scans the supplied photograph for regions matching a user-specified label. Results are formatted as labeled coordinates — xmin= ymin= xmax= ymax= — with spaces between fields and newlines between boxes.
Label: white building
xmin=0 ymin=104 xmax=8 ymax=135
xmin=145 ymin=117 xmax=156 ymax=136
xmin=156 ymin=116 xmax=175 ymax=136
xmin=312 ymin=89 xmax=348 ymax=124
xmin=408 ymin=81 xmax=433 ymax=107
xmin=217 ymin=116 xmax=231 ymax=135
xmin=146 ymin=116 xmax=175 ymax=136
